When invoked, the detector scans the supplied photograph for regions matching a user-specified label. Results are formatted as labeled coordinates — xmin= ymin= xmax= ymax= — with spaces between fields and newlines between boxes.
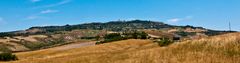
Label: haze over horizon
xmin=0 ymin=0 xmax=240 ymax=32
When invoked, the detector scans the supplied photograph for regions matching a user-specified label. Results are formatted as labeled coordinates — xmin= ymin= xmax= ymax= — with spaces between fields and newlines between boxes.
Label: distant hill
xmin=0 ymin=20 xmax=236 ymax=53
xmin=0 ymin=20 xmax=233 ymax=37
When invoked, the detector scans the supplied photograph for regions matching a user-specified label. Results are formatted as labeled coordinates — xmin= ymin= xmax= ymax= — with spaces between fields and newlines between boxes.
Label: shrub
xmin=0 ymin=53 xmax=18 ymax=61
xmin=155 ymin=38 xmax=173 ymax=46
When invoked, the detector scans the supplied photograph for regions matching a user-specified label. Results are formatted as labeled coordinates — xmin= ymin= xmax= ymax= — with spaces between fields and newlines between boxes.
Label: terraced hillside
xmin=5 ymin=33 xmax=240 ymax=63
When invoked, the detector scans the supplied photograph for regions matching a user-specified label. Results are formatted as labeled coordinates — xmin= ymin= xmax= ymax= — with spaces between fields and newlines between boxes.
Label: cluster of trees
xmin=0 ymin=53 xmax=18 ymax=61
xmin=96 ymin=33 xmax=124 ymax=44
xmin=121 ymin=32 xmax=148 ymax=39
xmin=96 ymin=32 xmax=148 ymax=44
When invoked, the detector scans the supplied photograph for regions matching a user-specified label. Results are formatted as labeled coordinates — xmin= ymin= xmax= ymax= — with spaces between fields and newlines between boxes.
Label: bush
xmin=0 ymin=53 xmax=18 ymax=61
xmin=155 ymin=38 xmax=173 ymax=46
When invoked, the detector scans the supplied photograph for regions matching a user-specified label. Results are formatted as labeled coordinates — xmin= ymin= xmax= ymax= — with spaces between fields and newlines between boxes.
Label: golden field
xmin=2 ymin=33 xmax=240 ymax=63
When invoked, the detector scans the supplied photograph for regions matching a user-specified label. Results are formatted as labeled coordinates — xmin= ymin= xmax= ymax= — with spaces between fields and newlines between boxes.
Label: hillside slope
xmin=5 ymin=33 xmax=240 ymax=63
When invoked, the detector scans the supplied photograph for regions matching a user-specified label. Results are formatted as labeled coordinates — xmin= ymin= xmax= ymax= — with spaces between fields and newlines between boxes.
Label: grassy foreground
xmin=3 ymin=33 xmax=240 ymax=63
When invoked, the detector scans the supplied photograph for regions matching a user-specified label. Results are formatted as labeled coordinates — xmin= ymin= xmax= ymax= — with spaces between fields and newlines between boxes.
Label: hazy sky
xmin=0 ymin=0 xmax=240 ymax=32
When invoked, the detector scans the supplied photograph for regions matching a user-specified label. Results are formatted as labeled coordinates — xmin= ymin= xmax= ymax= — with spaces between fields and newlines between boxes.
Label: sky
xmin=0 ymin=0 xmax=240 ymax=32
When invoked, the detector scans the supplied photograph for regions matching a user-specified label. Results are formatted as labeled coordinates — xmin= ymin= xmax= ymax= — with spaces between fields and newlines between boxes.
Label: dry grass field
xmin=2 ymin=33 xmax=240 ymax=63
